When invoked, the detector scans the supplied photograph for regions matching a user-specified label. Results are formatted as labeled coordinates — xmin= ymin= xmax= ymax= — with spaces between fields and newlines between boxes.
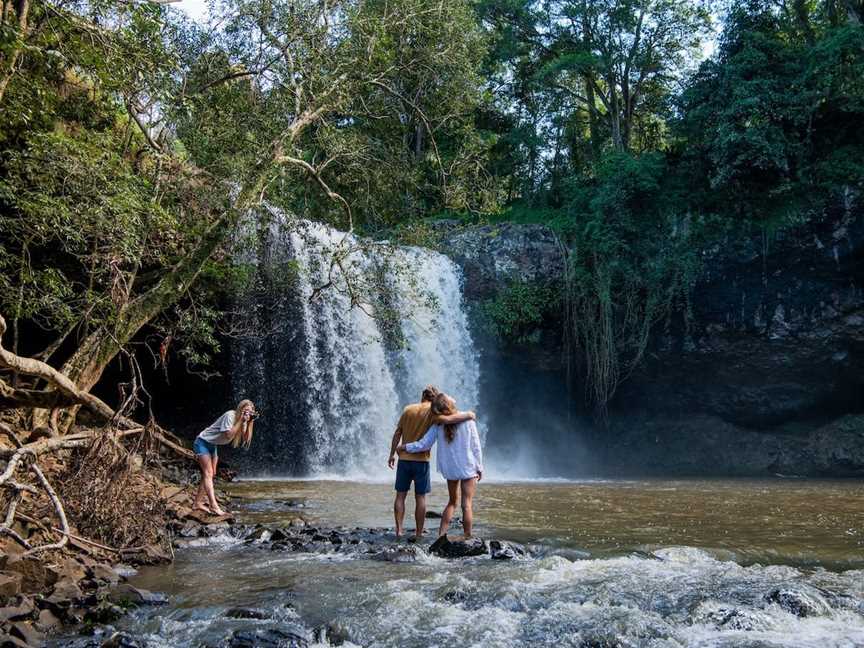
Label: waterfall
xmin=230 ymin=215 xmax=481 ymax=478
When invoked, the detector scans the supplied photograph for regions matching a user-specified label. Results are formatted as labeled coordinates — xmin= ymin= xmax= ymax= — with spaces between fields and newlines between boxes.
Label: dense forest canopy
xmin=0 ymin=0 xmax=862 ymax=426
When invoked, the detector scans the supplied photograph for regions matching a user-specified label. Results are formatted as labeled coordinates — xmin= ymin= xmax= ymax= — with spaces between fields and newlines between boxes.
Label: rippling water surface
xmin=64 ymin=479 xmax=864 ymax=647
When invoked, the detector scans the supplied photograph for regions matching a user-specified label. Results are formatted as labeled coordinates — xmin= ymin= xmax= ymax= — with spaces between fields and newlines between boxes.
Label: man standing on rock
xmin=388 ymin=385 xmax=475 ymax=541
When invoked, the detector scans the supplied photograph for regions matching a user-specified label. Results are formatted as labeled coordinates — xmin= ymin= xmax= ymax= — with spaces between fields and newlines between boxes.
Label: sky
xmin=175 ymin=0 xmax=718 ymax=60
xmin=176 ymin=0 xmax=209 ymax=22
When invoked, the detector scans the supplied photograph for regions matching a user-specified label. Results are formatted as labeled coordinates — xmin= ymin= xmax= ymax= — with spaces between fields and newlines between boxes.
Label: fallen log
xmin=0 ymin=314 xmax=119 ymax=423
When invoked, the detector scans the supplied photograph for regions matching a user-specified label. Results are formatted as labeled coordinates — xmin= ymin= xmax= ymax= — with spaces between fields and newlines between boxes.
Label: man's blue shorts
xmin=193 ymin=437 xmax=218 ymax=458
xmin=395 ymin=459 xmax=431 ymax=494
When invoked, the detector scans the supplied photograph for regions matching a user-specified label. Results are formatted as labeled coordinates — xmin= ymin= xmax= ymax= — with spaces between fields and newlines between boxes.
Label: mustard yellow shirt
xmin=396 ymin=402 xmax=435 ymax=462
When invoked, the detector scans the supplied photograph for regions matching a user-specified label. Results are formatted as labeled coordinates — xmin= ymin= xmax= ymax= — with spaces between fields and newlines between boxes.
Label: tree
xmin=0 ymin=0 xmax=494 ymax=429
xmin=544 ymin=0 xmax=713 ymax=154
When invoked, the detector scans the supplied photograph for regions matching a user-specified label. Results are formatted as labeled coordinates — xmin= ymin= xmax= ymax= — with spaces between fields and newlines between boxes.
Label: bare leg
xmin=394 ymin=491 xmax=407 ymax=537
xmin=193 ymin=454 xmax=212 ymax=512
xmin=438 ymin=480 xmax=459 ymax=538
xmin=461 ymin=477 xmax=477 ymax=538
xmin=414 ymin=494 xmax=427 ymax=540
xmin=199 ymin=454 xmax=224 ymax=516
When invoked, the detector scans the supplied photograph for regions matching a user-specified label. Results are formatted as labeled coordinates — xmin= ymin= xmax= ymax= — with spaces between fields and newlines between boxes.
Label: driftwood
xmin=0 ymin=310 xmax=196 ymax=557
xmin=0 ymin=314 xmax=120 ymax=424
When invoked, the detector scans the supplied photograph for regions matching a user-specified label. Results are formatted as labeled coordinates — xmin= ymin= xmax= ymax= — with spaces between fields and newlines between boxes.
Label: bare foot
xmin=192 ymin=505 xmax=212 ymax=514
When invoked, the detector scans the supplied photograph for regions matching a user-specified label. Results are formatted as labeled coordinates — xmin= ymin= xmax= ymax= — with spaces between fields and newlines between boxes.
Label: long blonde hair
xmin=231 ymin=399 xmax=255 ymax=449
xmin=431 ymin=393 xmax=457 ymax=443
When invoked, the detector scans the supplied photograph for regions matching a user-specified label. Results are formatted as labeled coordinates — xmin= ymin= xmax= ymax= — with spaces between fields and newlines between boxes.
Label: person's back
xmin=429 ymin=420 xmax=483 ymax=481
xmin=396 ymin=402 xmax=433 ymax=463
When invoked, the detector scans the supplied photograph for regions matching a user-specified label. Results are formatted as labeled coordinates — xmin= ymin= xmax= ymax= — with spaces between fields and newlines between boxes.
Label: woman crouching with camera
xmin=192 ymin=399 xmax=256 ymax=516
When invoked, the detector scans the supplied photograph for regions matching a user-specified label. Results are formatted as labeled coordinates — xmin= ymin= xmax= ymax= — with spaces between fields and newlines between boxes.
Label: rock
xmin=0 ymin=634 xmax=30 ymax=648
xmin=88 ymin=564 xmax=120 ymax=586
xmin=428 ymin=535 xmax=488 ymax=559
xmin=765 ymin=588 xmax=831 ymax=618
xmin=197 ymin=523 xmax=232 ymax=539
xmin=317 ymin=622 xmax=350 ymax=646
xmin=0 ymin=597 xmax=34 ymax=622
xmin=84 ymin=601 xmax=125 ymax=624
xmin=225 ymin=607 xmax=271 ymax=620
xmin=489 ymin=540 xmax=527 ymax=560
xmin=122 ymin=544 xmax=171 ymax=565
xmin=244 ymin=526 xmax=272 ymax=542
xmin=440 ymin=222 xmax=566 ymax=300
xmin=100 ymin=632 xmax=142 ymax=648
xmin=47 ymin=578 xmax=82 ymax=605
xmin=186 ymin=510 xmax=234 ymax=525
xmin=442 ymin=590 xmax=469 ymax=604
xmin=107 ymin=584 xmax=167 ymax=606
xmin=269 ymin=528 xmax=290 ymax=543
xmin=371 ymin=545 xmax=426 ymax=563
xmin=425 ymin=511 xmax=442 ymax=519
xmin=34 ymin=609 xmax=60 ymax=632
xmin=159 ymin=485 xmax=186 ymax=501
xmin=5 ymin=559 xmax=57 ymax=595
xmin=8 ymin=622 xmax=42 ymax=648
xmin=226 ymin=628 xmax=308 ymax=648
xmin=177 ymin=521 xmax=202 ymax=538
xmin=0 ymin=572 xmax=23 ymax=600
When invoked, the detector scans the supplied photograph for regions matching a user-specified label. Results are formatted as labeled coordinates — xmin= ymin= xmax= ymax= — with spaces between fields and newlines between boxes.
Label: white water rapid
xmin=230 ymin=216 xmax=481 ymax=478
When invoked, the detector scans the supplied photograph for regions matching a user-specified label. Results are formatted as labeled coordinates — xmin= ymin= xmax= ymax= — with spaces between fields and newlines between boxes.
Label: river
xmin=59 ymin=478 xmax=864 ymax=647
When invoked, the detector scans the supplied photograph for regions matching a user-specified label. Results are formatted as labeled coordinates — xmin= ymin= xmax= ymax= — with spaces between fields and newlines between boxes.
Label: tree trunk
xmin=0 ymin=0 xmax=30 ymax=105
xmin=32 ymin=211 xmax=234 ymax=429
xmin=609 ymin=88 xmax=624 ymax=153
xmin=584 ymin=74 xmax=601 ymax=161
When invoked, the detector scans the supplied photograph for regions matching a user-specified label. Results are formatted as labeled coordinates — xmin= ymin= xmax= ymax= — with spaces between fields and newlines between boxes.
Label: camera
xmin=250 ymin=411 xmax=261 ymax=420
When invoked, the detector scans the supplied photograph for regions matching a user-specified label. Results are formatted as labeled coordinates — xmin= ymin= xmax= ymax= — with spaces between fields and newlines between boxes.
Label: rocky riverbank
xmin=0 ymin=434 xmax=236 ymax=648
xmin=53 ymin=511 xmax=530 ymax=648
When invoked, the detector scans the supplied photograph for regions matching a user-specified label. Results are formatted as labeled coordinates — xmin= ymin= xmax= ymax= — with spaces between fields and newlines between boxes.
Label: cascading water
xmin=230 ymin=214 xmax=481 ymax=477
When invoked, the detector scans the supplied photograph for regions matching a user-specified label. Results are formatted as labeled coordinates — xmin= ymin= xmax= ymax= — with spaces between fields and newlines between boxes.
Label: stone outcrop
xmin=440 ymin=203 xmax=864 ymax=476
xmin=438 ymin=221 xmax=566 ymax=300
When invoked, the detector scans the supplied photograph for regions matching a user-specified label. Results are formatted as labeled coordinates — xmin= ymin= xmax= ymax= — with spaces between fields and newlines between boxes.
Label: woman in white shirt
xmin=192 ymin=399 xmax=256 ymax=515
xmin=398 ymin=393 xmax=483 ymax=538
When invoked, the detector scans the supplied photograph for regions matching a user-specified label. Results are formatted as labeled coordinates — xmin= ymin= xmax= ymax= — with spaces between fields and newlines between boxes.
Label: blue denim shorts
xmin=193 ymin=437 xmax=218 ymax=457
xmin=395 ymin=460 xmax=431 ymax=494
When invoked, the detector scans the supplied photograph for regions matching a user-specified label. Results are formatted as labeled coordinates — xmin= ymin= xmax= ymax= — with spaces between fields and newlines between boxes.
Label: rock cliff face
xmin=439 ymin=222 xmax=566 ymax=300
xmin=441 ymin=202 xmax=864 ymax=476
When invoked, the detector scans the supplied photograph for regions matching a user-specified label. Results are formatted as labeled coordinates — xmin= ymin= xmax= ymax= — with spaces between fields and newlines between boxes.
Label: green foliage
xmin=560 ymin=150 xmax=701 ymax=416
xmin=676 ymin=1 xmax=864 ymax=221
xmin=481 ymin=280 xmax=560 ymax=343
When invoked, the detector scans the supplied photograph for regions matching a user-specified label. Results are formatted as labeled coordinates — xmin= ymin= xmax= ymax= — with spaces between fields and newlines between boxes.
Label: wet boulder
xmin=442 ymin=590 xmax=469 ymax=604
xmin=225 ymin=607 xmax=272 ymax=620
xmin=84 ymin=600 xmax=125 ymax=624
xmin=489 ymin=540 xmax=527 ymax=560
xmin=429 ymin=535 xmax=488 ymax=558
xmin=765 ymin=588 xmax=831 ymax=618
xmin=371 ymin=545 xmax=426 ymax=563
xmin=227 ymin=628 xmax=309 ymax=648
xmin=106 ymin=584 xmax=167 ymax=606
xmin=100 ymin=632 xmax=143 ymax=648
xmin=692 ymin=602 xmax=774 ymax=632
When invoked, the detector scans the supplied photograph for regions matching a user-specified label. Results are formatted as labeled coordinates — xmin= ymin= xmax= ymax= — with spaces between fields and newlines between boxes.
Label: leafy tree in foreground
xmin=0 ymin=0 xmax=493 ymax=429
